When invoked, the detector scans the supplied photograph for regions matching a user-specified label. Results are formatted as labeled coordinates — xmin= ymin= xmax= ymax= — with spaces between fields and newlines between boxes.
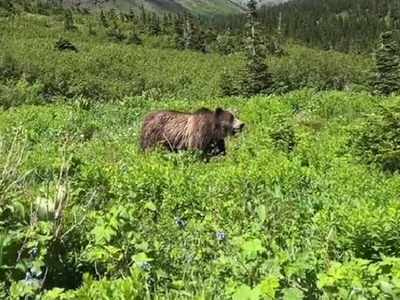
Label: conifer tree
xmin=240 ymin=0 xmax=273 ymax=97
xmin=127 ymin=9 xmax=135 ymax=22
xmin=0 ymin=0 xmax=15 ymax=16
xmin=108 ymin=8 xmax=118 ymax=27
xmin=99 ymin=9 xmax=108 ymax=28
xmin=139 ymin=4 xmax=147 ymax=25
xmin=127 ymin=30 xmax=143 ymax=45
xmin=148 ymin=12 xmax=161 ymax=36
xmin=173 ymin=14 xmax=185 ymax=50
xmin=181 ymin=13 xmax=207 ymax=53
xmin=371 ymin=30 xmax=400 ymax=96
xmin=183 ymin=13 xmax=195 ymax=50
xmin=63 ymin=9 xmax=77 ymax=31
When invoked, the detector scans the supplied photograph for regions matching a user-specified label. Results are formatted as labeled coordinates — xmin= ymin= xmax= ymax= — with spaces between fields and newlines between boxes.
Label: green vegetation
xmin=2 ymin=0 xmax=400 ymax=299
xmin=219 ymin=0 xmax=400 ymax=55
xmin=369 ymin=30 xmax=400 ymax=96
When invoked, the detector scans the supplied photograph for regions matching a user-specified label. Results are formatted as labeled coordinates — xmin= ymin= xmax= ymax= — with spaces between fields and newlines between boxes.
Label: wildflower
xmin=184 ymin=252 xmax=192 ymax=264
xmin=137 ymin=261 xmax=151 ymax=269
xmin=29 ymin=247 xmax=38 ymax=255
xmin=25 ymin=272 xmax=32 ymax=280
xmin=216 ymin=231 xmax=226 ymax=241
xmin=174 ymin=216 xmax=187 ymax=229
xmin=30 ymin=266 xmax=43 ymax=279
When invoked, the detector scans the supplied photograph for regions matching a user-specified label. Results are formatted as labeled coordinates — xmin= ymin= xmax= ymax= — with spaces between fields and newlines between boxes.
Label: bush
xmin=350 ymin=97 xmax=400 ymax=174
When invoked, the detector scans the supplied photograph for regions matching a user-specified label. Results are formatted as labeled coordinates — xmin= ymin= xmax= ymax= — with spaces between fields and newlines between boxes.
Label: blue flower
xmin=184 ymin=252 xmax=192 ymax=263
xmin=216 ymin=231 xmax=226 ymax=241
xmin=29 ymin=247 xmax=38 ymax=255
xmin=174 ymin=216 xmax=187 ymax=229
xmin=137 ymin=261 xmax=150 ymax=269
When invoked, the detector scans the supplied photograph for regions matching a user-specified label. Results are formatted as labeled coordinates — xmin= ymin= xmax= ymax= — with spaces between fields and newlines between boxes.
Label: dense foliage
xmin=221 ymin=0 xmax=400 ymax=55
xmin=0 ymin=1 xmax=375 ymax=110
xmin=2 ymin=0 xmax=400 ymax=299
xmin=369 ymin=30 xmax=400 ymax=96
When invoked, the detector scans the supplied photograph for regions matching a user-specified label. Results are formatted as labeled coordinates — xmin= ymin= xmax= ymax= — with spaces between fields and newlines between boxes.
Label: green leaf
xmin=249 ymin=285 xmax=262 ymax=300
xmin=260 ymin=276 xmax=280 ymax=298
xmin=170 ymin=280 xmax=185 ymax=290
xmin=91 ymin=224 xmax=115 ymax=244
xmin=135 ymin=241 xmax=149 ymax=252
xmin=12 ymin=201 xmax=25 ymax=217
xmin=232 ymin=284 xmax=252 ymax=300
xmin=281 ymin=287 xmax=304 ymax=300
xmin=242 ymin=238 xmax=263 ymax=259
xmin=145 ymin=201 xmax=156 ymax=211
xmin=132 ymin=252 xmax=152 ymax=263
xmin=379 ymin=280 xmax=394 ymax=296
xmin=392 ymin=278 xmax=400 ymax=289
xmin=256 ymin=204 xmax=266 ymax=223
xmin=43 ymin=287 xmax=65 ymax=299
xmin=155 ymin=268 xmax=168 ymax=279
xmin=370 ymin=286 xmax=380 ymax=295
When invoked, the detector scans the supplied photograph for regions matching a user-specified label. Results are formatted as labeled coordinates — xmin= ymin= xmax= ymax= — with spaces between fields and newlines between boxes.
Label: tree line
xmin=1 ymin=0 xmax=400 ymax=97
xmin=219 ymin=0 xmax=400 ymax=55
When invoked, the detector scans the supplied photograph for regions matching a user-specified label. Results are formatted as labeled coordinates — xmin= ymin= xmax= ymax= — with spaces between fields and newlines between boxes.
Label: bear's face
xmin=215 ymin=107 xmax=245 ymax=137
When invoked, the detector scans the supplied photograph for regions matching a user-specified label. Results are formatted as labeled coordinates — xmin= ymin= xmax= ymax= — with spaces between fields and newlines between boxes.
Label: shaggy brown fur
xmin=139 ymin=107 xmax=244 ymax=156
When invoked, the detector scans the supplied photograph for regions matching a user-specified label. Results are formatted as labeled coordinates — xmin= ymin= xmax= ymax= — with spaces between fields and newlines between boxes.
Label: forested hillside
xmin=220 ymin=0 xmax=400 ymax=54
xmin=1 ymin=0 xmax=400 ymax=298
xmin=34 ymin=0 xmax=286 ymax=16
xmin=57 ymin=0 xmax=245 ymax=16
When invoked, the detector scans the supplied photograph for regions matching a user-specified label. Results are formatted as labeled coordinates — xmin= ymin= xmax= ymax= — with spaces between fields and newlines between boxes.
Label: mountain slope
xmin=60 ymin=0 xmax=286 ymax=15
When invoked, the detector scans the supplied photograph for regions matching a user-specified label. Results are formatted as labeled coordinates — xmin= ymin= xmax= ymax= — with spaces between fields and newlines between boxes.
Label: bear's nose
xmin=240 ymin=123 xmax=245 ymax=130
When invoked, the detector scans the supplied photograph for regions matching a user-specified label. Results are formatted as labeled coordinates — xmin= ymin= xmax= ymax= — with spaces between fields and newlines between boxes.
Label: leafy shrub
xmin=269 ymin=115 xmax=298 ymax=154
xmin=350 ymin=97 xmax=400 ymax=174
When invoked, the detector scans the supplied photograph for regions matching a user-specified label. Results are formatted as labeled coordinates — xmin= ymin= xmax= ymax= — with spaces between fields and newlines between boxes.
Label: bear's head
xmin=214 ymin=107 xmax=245 ymax=138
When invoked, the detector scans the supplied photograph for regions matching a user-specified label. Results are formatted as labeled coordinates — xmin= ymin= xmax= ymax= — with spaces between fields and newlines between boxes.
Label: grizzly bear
xmin=139 ymin=106 xmax=245 ymax=157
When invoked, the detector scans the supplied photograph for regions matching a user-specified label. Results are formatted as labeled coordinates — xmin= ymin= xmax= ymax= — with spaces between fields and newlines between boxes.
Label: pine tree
xmin=108 ymin=8 xmax=118 ymax=27
xmin=371 ymin=30 xmax=400 ymax=96
xmin=127 ymin=31 xmax=143 ymax=45
xmin=240 ymin=0 xmax=273 ymax=97
xmin=0 ymin=0 xmax=16 ymax=16
xmin=139 ymin=4 xmax=147 ymax=25
xmin=99 ymin=9 xmax=108 ymax=28
xmin=216 ymin=28 xmax=237 ymax=55
xmin=148 ymin=12 xmax=161 ymax=36
xmin=173 ymin=14 xmax=185 ymax=50
xmin=63 ymin=9 xmax=77 ymax=31
xmin=183 ymin=13 xmax=195 ymax=50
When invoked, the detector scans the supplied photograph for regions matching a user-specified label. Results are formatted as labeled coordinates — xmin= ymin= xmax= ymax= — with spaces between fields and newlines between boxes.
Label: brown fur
xmin=139 ymin=107 xmax=244 ymax=156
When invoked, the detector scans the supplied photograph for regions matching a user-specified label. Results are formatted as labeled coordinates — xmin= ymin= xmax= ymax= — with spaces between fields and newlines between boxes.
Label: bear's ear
xmin=215 ymin=107 xmax=223 ymax=118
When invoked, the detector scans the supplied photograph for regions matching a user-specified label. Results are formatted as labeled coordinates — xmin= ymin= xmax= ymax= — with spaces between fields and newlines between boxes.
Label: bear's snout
xmin=232 ymin=119 xmax=245 ymax=134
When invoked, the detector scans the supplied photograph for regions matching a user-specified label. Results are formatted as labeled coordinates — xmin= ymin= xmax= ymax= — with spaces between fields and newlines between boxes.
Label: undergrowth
xmin=1 ymin=90 xmax=400 ymax=299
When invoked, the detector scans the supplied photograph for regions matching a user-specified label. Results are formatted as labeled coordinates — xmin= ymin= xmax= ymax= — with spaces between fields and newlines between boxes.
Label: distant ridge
xmin=55 ymin=0 xmax=288 ymax=16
